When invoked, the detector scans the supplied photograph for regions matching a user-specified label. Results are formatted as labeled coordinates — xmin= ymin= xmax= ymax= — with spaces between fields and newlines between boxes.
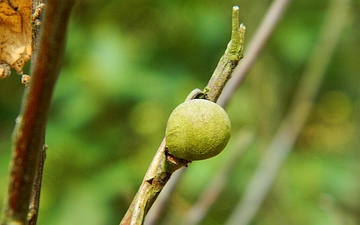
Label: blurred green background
xmin=1 ymin=0 xmax=360 ymax=224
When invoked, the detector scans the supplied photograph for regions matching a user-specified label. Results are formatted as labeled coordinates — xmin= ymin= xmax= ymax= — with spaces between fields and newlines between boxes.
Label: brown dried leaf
xmin=0 ymin=0 xmax=32 ymax=78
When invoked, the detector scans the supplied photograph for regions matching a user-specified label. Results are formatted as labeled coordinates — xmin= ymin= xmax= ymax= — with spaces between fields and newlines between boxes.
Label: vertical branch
xmin=31 ymin=1 xmax=44 ymax=55
xmin=28 ymin=145 xmax=47 ymax=225
xmin=1 ymin=0 xmax=75 ymax=224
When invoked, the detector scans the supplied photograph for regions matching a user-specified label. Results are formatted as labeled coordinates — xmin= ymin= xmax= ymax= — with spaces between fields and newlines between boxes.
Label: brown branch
xmin=28 ymin=145 xmax=47 ymax=225
xmin=1 ymin=0 xmax=75 ymax=224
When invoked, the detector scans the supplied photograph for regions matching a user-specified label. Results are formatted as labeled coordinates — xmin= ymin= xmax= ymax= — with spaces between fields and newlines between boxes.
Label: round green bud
xmin=165 ymin=99 xmax=231 ymax=161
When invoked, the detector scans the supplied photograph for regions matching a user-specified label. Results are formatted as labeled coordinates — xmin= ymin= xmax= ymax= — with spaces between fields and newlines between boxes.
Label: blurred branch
xmin=180 ymin=130 xmax=254 ymax=225
xmin=0 ymin=0 xmax=75 ymax=224
xmin=225 ymin=0 xmax=350 ymax=224
xmin=218 ymin=0 xmax=291 ymax=107
xmin=120 ymin=6 xmax=245 ymax=225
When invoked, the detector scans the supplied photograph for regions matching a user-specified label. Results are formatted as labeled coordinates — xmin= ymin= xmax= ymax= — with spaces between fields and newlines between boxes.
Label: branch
xmin=120 ymin=6 xmax=245 ymax=225
xmin=145 ymin=1 xmax=291 ymax=222
xmin=218 ymin=0 xmax=291 ymax=107
xmin=1 ymin=0 xmax=75 ymax=224
xmin=225 ymin=0 xmax=350 ymax=224
xmin=28 ymin=145 xmax=47 ymax=225
xmin=204 ymin=6 xmax=245 ymax=103
xmin=180 ymin=130 xmax=254 ymax=225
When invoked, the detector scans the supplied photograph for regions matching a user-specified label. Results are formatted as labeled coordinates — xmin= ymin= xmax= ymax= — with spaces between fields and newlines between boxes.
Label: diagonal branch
xmin=145 ymin=1 xmax=291 ymax=223
xmin=120 ymin=6 xmax=245 ymax=225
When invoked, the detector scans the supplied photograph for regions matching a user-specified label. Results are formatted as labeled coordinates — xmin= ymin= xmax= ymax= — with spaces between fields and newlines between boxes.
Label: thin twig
xmin=218 ymin=0 xmax=291 ymax=107
xmin=120 ymin=6 xmax=245 ymax=225
xmin=27 ymin=2 xmax=46 ymax=224
xmin=204 ymin=6 xmax=245 ymax=103
xmin=31 ymin=1 xmax=45 ymax=56
xmin=0 ymin=0 xmax=75 ymax=224
xmin=225 ymin=0 xmax=350 ymax=224
xmin=28 ymin=145 xmax=47 ymax=225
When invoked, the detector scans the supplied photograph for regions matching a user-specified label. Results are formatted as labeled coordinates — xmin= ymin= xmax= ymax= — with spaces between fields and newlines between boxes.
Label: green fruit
xmin=165 ymin=99 xmax=231 ymax=161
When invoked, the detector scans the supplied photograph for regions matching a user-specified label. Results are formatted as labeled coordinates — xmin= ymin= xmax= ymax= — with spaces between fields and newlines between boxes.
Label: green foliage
xmin=1 ymin=0 xmax=359 ymax=224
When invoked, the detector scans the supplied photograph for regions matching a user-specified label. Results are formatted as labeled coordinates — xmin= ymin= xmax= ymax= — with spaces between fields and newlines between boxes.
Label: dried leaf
xmin=0 ymin=0 xmax=32 ymax=78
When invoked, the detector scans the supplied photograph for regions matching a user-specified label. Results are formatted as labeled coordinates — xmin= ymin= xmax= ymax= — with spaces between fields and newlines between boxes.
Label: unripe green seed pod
xmin=165 ymin=99 xmax=231 ymax=161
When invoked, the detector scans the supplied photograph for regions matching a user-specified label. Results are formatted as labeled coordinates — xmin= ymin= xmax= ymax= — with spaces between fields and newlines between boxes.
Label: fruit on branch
xmin=165 ymin=99 xmax=231 ymax=161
